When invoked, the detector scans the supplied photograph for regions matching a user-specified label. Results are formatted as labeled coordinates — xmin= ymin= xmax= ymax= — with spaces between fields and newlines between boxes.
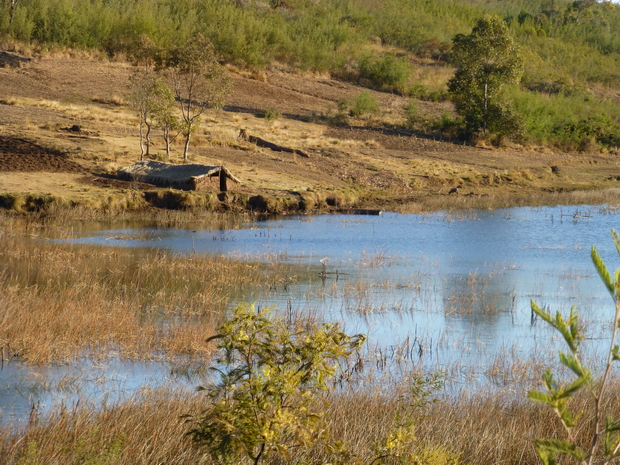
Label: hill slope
xmin=1 ymin=52 xmax=620 ymax=213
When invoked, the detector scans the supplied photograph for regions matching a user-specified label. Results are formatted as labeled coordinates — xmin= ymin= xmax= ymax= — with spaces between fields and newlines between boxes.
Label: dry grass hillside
xmin=2 ymin=49 xmax=620 ymax=213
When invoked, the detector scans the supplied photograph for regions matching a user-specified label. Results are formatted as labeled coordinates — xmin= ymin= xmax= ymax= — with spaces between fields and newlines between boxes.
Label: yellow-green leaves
xmin=530 ymin=231 xmax=620 ymax=465
xmin=189 ymin=303 xmax=365 ymax=465
xmin=531 ymin=301 xmax=583 ymax=352
xmin=534 ymin=439 xmax=586 ymax=465
xmin=592 ymin=245 xmax=615 ymax=298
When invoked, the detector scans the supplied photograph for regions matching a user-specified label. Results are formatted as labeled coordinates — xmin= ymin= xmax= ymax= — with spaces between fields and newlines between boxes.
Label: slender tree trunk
xmin=483 ymin=82 xmax=488 ymax=135
xmin=183 ymin=130 xmax=191 ymax=163
xmin=163 ymin=127 xmax=171 ymax=160
xmin=8 ymin=0 xmax=18 ymax=25
xmin=138 ymin=121 xmax=145 ymax=161
xmin=145 ymin=121 xmax=152 ymax=158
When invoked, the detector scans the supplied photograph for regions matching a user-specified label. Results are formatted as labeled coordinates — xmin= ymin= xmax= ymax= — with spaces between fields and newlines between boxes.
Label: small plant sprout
xmin=529 ymin=230 xmax=620 ymax=465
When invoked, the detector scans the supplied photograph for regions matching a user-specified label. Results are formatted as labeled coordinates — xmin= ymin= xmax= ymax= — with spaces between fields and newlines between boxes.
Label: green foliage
xmin=128 ymin=70 xmax=175 ymax=160
xmin=448 ymin=15 xmax=524 ymax=141
xmin=188 ymin=303 xmax=365 ymax=465
xmin=512 ymin=87 xmax=620 ymax=151
xmin=529 ymin=230 xmax=620 ymax=465
xmin=326 ymin=371 xmax=459 ymax=465
xmin=17 ymin=439 xmax=39 ymax=465
xmin=404 ymin=99 xmax=418 ymax=127
xmin=164 ymin=33 xmax=231 ymax=163
xmin=261 ymin=108 xmax=281 ymax=122
xmin=358 ymin=52 xmax=411 ymax=94
xmin=3 ymin=0 xmax=620 ymax=153
xmin=374 ymin=373 xmax=459 ymax=464
xmin=351 ymin=91 xmax=380 ymax=117
xmin=73 ymin=430 xmax=126 ymax=465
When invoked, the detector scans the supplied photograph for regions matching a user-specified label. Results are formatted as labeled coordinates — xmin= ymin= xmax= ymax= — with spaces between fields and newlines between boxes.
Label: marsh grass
xmin=443 ymin=272 xmax=507 ymax=316
xmin=397 ymin=187 xmax=620 ymax=214
xmin=4 ymin=371 xmax=620 ymax=465
xmin=0 ymin=224 xmax=304 ymax=363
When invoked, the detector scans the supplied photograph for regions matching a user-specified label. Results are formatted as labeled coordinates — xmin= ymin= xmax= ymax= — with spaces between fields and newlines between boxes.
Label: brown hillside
xmin=1 ymin=51 xmax=619 ymax=212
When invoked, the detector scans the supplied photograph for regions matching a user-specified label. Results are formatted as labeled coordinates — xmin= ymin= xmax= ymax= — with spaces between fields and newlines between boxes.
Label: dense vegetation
xmin=2 ymin=0 xmax=620 ymax=149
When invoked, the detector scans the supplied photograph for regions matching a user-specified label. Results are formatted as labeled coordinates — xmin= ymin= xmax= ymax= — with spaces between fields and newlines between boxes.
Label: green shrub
xmin=261 ymin=108 xmax=281 ymax=122
xmin=405 ymin=99 xmax=418 ymax=127
xmin=351 ymin=91 xmax=380 ymax=117
xmin=358 ymin=52 xmax=411 ymax=94
xmin=188 ymin=303 xmax=365 ymax=464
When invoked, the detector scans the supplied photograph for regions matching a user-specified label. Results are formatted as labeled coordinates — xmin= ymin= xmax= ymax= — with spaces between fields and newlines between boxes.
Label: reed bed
xmin=0 ymin=228 xmax=304 ymax=363
xmin=3 ymin=212 xmax=620 ymax=463
xmin=3 ymin=374 xmax=620 ymax=464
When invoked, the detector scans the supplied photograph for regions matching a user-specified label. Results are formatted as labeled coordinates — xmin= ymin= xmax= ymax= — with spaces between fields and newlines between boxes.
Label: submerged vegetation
xmin=0 ymin=214 xmax=305 ymax=363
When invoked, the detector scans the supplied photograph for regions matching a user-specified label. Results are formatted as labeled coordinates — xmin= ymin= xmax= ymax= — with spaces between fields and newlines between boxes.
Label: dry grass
xmin=3 ymin=375 xmax=620 ymax=464
xmin=395 ymin=187 xmax=620 ymax=214
xmin=2 ymin=213 xmax=620 ymax=463
xmin=0 ymin=388 xmax=206 ymax=465
xmin=2 ymin=54 xmax=620 ymax=214
xmin=0 ymin=220 xmax=304 ymax=363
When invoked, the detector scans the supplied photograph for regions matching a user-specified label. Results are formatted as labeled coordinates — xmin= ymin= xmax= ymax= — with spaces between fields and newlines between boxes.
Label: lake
xmin=2 ymin=204 xmax=620 ymax=426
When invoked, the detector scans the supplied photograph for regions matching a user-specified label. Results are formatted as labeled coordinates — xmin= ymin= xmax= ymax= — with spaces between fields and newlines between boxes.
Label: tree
xmin=2 ymin=0 xmax=19 ymax=26
xmin=129 ymin=36 xmax=179 ymax=160
xmin=188 ymin=303 xmax=365 ymax=465
xmin=129 ymin=71 xmax=175 ymax=160
xmin=156 ymin=101 xmax=180 ymax=161
xmin=165 ymin=34 xmax=231 ymax=163
xmin=448 ymin=15 xmax=524 ymax=141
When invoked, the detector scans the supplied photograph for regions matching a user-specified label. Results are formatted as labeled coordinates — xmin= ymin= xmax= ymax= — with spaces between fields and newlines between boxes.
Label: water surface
xmin=3 ymin=205 xmax=620 ymax=425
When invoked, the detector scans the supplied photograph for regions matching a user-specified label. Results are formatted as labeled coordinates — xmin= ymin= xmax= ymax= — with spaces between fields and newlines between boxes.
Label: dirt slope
xmin=1 ymin=51 xmax=619 ymax=212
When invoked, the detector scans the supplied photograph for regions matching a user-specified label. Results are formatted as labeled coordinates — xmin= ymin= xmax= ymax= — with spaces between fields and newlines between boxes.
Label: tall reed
xmin=0 ymin=224 xmax=303 ymax=363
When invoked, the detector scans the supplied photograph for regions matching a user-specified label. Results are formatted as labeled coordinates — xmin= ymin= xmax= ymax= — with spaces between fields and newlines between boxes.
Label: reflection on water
xmin=0 ymin=358 xmax=209 ymax=430
xmin=4 ymin=205 xmax=620 ymax=425
xmin=54 ymin=206 xmax=620 ymax=359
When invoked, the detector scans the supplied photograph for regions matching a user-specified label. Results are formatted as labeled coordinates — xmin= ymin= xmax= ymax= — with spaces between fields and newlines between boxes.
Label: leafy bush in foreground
xmin=530 ymin=230 xmax=620 ymax=464
xmin=188 ymin=303 xmax=365 ymax=464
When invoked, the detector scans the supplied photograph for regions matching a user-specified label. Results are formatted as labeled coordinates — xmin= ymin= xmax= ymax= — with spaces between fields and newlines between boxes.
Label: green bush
xmin=404 ymin=99 xmax=418 ymax=127
xmin=358 ymin=52 xmax=411 ymax=94
xmin=188 ymin=303 xmax=365 ymax=464
xmin=351 ymin=91 xmax=380 ymax=117
xmin=261 ymin=108 xmax=281 ymax=122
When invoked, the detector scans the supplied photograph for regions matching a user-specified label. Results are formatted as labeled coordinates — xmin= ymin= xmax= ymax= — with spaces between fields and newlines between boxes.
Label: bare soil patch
xmin=0 ymin=136 xmax=85 ymax=173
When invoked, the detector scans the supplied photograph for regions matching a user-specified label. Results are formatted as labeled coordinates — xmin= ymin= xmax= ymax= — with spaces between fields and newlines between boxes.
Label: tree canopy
xmin=448 ymin=14 xmax=525 ymax=140
xmin=165 ymin=34 xmax=231 ymax=163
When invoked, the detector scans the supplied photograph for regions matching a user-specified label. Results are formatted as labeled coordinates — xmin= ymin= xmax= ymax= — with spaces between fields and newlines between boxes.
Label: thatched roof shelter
xmin=118 ymin=161 xmax=241 ymax=191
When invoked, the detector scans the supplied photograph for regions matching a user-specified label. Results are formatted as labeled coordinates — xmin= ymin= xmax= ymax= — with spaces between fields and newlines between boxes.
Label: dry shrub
xmin=0 ymin=194 xmax=72 ymax=213
xmin=92 ymin=94 xmax=126 ymax=106
xmin=0 ymin=97 xmax=19 ymax=105
xmin=325 ymin=190 xmax=357 ymax=208
xmin=520 ymin=169 xmax=534 ymax=181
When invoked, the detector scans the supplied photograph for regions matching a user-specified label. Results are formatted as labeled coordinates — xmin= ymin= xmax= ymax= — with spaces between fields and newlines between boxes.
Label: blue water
xmin=4 ymin=205 xmax=620 ymax=426
xmin=62 ymin=205 xmax=620 ymax=349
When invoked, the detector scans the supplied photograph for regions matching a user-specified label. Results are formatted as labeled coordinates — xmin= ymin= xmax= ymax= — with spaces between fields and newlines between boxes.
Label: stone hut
xmin=118 ymin=161 xmax=241 ymax=191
